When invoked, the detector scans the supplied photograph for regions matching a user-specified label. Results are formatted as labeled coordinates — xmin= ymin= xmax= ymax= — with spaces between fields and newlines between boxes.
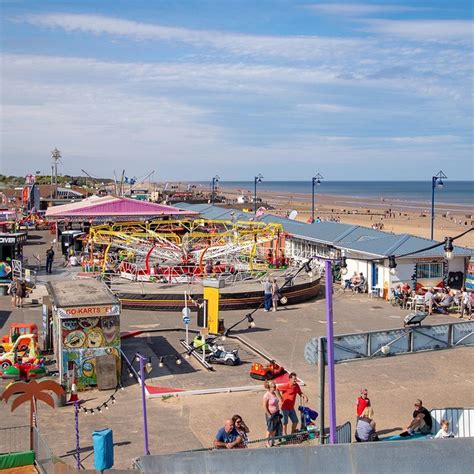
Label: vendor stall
xmin=46 ymin=279 xmax=121 ymax=389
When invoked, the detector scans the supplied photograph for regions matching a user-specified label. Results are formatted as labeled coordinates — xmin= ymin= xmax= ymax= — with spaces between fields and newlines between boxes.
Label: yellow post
xmin=203 ymin=279 xmax=221 ymax=334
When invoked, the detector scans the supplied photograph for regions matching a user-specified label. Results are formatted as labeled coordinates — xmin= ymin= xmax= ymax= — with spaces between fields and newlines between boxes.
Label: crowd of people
xmin=215 ymin=384 xmax=456 ymax=449
xmin=354 ymin=391 xmax=455 ymax=442
xmin=393 ymin=284 xmax=472 ymax=319
xmin=214 ymin=372 xmax=308 ymax=449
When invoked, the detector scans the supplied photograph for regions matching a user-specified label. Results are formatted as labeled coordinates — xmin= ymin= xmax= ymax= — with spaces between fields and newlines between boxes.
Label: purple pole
xmin=325 ymin=259 xmax=337 ymax=444
xmin=138 ymin=354 xmax=150 ymax=455
xmin=74 ymin=401 xmax=81 ymax=469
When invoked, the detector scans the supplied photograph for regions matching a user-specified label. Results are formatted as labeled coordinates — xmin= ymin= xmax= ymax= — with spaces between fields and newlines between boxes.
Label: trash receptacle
xmin=92 ymin=428 xmax=114 ymax=471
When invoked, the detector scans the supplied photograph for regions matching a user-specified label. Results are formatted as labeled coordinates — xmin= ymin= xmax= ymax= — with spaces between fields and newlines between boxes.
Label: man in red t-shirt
xmin=277 ymin=372 xmax=308 ymax=435
xmin=356 ymin=388 xmax=371 ymax=418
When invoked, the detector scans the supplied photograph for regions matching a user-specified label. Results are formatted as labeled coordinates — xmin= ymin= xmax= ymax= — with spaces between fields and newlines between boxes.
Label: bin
xmin=92 ymin=428 xmax=114 ymax=471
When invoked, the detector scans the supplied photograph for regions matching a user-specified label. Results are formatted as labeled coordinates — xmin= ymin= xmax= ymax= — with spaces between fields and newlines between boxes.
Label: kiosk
xmin=46 ymin=279 xmax=121 ymax=389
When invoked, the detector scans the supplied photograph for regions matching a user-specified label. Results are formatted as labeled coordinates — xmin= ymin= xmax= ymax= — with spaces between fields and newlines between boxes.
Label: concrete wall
xmin=137 ymin=438 xmax=473 ymax=474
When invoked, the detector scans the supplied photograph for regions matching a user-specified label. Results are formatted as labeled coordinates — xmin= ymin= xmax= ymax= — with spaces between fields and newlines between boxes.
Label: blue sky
xmin=1 ymin=0 xmax=473 ymax=180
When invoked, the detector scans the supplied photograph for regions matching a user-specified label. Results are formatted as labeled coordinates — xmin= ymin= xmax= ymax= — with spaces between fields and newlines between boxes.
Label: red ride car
xmin=250 ymin=360 xmax=285 ymax=380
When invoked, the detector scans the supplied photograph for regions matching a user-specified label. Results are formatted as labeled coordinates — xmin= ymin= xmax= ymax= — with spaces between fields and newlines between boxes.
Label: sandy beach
xmin=219 ymin=186 xmax=474 ymax=247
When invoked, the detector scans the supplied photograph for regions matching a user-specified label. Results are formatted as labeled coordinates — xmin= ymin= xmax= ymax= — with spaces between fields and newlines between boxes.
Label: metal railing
xmin=0 ymin=425 xmax=30 ymax=454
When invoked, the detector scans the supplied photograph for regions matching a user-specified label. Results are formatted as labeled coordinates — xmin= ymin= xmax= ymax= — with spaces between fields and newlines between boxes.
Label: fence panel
xmin=336 ymin=421 xmax=352 ymax=444
xmin=0 ymin=425 xmax=30 ymax=454
xmin=33 ymin=427 xmax=54 ymax=474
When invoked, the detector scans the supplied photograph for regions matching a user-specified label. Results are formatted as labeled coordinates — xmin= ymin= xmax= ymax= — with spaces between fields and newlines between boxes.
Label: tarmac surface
xmin=1 ymin=231 xmax=473 ymax=470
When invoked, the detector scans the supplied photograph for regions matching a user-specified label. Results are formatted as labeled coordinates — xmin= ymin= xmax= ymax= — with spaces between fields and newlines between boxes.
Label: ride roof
xmin=45 ymin=195 xmax=197 ymax=220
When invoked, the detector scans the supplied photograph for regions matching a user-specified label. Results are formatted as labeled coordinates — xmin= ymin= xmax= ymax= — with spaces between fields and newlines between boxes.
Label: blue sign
xmin=182 ymin=307 xmax=191 ymax=325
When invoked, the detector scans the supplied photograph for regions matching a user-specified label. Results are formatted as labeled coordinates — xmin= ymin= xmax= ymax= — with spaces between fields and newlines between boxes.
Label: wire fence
xmin=0 ymin=425 xmax=31 ymax=454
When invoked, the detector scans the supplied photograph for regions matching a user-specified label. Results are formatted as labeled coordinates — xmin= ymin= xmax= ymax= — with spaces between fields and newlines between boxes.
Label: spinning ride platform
xmin=82 ymin=218 xmax=321 ymax=310
xmin=114 ymin=272 xmax=320 ymax=311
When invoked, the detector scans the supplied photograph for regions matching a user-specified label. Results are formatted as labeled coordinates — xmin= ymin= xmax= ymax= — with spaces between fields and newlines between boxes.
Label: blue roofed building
xmin=174 ymin=203 xmax=473 ymax=295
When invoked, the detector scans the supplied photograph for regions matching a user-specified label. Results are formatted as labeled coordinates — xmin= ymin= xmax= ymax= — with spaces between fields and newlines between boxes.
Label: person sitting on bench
xmin=433 ymin=289 xmax=454 ymax=314
xmin=344 ymin=271 xmax=359 ymax=290
xmin=400 ymin=399 xmax=432 ymax=437
xmin=353 ymin=273 xmax=366 ymax=293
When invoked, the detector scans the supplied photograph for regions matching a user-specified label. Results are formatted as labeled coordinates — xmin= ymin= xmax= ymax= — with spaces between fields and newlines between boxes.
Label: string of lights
xmin=81 ymin=386 xmax=124 ymax=415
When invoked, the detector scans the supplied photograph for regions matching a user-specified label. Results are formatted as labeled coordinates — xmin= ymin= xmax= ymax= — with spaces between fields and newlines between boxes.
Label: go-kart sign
xmin=182 ymin=307 xmax=191 ymax=325
xmin=57 ymin=304 xmax=120 ymax=319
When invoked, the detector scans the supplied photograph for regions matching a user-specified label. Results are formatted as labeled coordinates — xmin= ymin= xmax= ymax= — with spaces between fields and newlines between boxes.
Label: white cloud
xmin=296 ymin=103 xmax=359 ymax=113
xmin=389 ymin=135 xmax=462 ymax=144
xmin=19 ymin=13 xmax=366 ymax=61
xmin=307 ymin=3 xmax=425 ymax=16
xmin=362 ymin=19 xmax=473 ymax=41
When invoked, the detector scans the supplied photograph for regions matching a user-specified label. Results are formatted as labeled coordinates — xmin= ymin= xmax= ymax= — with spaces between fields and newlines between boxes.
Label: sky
xmin=0 ymin=0 xmax=473 ymax=181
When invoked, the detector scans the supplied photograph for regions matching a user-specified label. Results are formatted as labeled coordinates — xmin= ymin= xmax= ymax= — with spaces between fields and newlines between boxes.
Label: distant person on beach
xmin=214 ymin=419 xmax=242 ymax=449
xmin=400 ymin=399 xmax=432 ymax=437
xmin=46 ymin=246 xmax=55 ymax=274
xmin=263 ymin=278 xmax=273 ymax=311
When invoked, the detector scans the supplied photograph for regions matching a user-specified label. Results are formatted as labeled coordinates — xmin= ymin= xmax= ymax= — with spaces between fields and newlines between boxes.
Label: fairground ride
xmin=83 ymin=218 xmax=289 ymax=284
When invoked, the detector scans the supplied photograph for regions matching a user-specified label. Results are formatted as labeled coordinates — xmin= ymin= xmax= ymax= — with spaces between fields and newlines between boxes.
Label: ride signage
xmin=57 ymin=304 xmax=121 ymax=318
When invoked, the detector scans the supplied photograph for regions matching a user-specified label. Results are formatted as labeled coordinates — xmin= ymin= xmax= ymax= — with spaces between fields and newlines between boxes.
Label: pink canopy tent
xmin=45 ymin=195 xmax=197 ymax=221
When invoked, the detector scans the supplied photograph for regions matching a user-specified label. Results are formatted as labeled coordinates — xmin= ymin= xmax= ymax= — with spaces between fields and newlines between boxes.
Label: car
xmin=206 ymin=345 xmax=240 ymax=366
xmin=250 ymin=360 xmax=285 ymax=380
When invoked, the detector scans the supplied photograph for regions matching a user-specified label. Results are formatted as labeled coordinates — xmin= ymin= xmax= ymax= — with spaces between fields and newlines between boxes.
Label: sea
xmin=212 ymin=181 xmax=474 ymax=207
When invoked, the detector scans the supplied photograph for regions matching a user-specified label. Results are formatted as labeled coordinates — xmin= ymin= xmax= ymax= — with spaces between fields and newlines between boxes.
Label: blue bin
xmin=92 ymin=428 xmax=114 ymax=471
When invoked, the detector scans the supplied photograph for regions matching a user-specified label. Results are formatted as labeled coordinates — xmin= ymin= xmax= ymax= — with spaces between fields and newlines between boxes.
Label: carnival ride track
xmin=88 ymin=219 xmax=285 ymax=274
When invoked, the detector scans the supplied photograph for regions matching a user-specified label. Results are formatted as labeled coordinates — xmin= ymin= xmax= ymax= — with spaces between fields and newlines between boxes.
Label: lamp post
xmin=254 ymin=174 xmax=263 ymax=214
xmin=324 ymin=259 xmax=337 ymax=444
xmin=135 ymin=353 xmax=150 ymax=455
xmin=311 ymin=174 xmax=324 ymax=223
xmin=211 ymin=175 xmax=219 ymax=204
xmin=431 ymin=171 xmax=447 ymax=240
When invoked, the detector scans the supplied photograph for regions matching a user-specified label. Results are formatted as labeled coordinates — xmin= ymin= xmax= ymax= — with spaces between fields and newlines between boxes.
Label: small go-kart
xmin=206 ymin=345 xmax=240 ymax=366
xmin=250 ymin=360 xmax=285 ymax=380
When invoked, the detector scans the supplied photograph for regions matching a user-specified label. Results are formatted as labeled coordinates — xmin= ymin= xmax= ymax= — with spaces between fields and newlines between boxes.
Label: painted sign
xmin=60 ymin=314 xmax=121 ymax=386
xmin=57 ymin=304 xmax=120 ymax=318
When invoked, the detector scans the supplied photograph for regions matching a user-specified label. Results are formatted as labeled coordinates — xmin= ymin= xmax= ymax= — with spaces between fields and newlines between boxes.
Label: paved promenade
xmin=1 ymin=230 xmax=472 ymax=469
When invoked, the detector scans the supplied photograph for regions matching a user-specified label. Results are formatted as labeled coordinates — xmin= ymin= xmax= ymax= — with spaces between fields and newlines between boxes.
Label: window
xmin=416 ymin=262 xmax=443 ymax=279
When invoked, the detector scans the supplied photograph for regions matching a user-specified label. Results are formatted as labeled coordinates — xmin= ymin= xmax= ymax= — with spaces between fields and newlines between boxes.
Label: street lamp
xmin=254 ymin=174 xmax=263 ymax=214
xmin=134 ymin=353 xmax=151 ymax=455
xmin=324 ymin=259 xmax=337 ymax=444
xmin=388 ymin=255 xmax=397 ymax=275
xmin=431 ymin=171 xmax=447 ymax=240
xmin=311 ymin=174 xmax=324 ymax=223
xmin=444 ymin=237 xmax=454 ymax=260
xmin=211 ymin=175 xmax=220 ymax=204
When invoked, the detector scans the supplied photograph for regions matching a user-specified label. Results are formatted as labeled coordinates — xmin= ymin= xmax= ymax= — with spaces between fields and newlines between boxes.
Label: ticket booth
xmin=46 ymin=279 xmax=121 ymax=389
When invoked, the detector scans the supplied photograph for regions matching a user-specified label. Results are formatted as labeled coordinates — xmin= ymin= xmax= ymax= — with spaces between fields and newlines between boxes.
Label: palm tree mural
xmin=1 ymin=380 xmax=65 ymax=449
